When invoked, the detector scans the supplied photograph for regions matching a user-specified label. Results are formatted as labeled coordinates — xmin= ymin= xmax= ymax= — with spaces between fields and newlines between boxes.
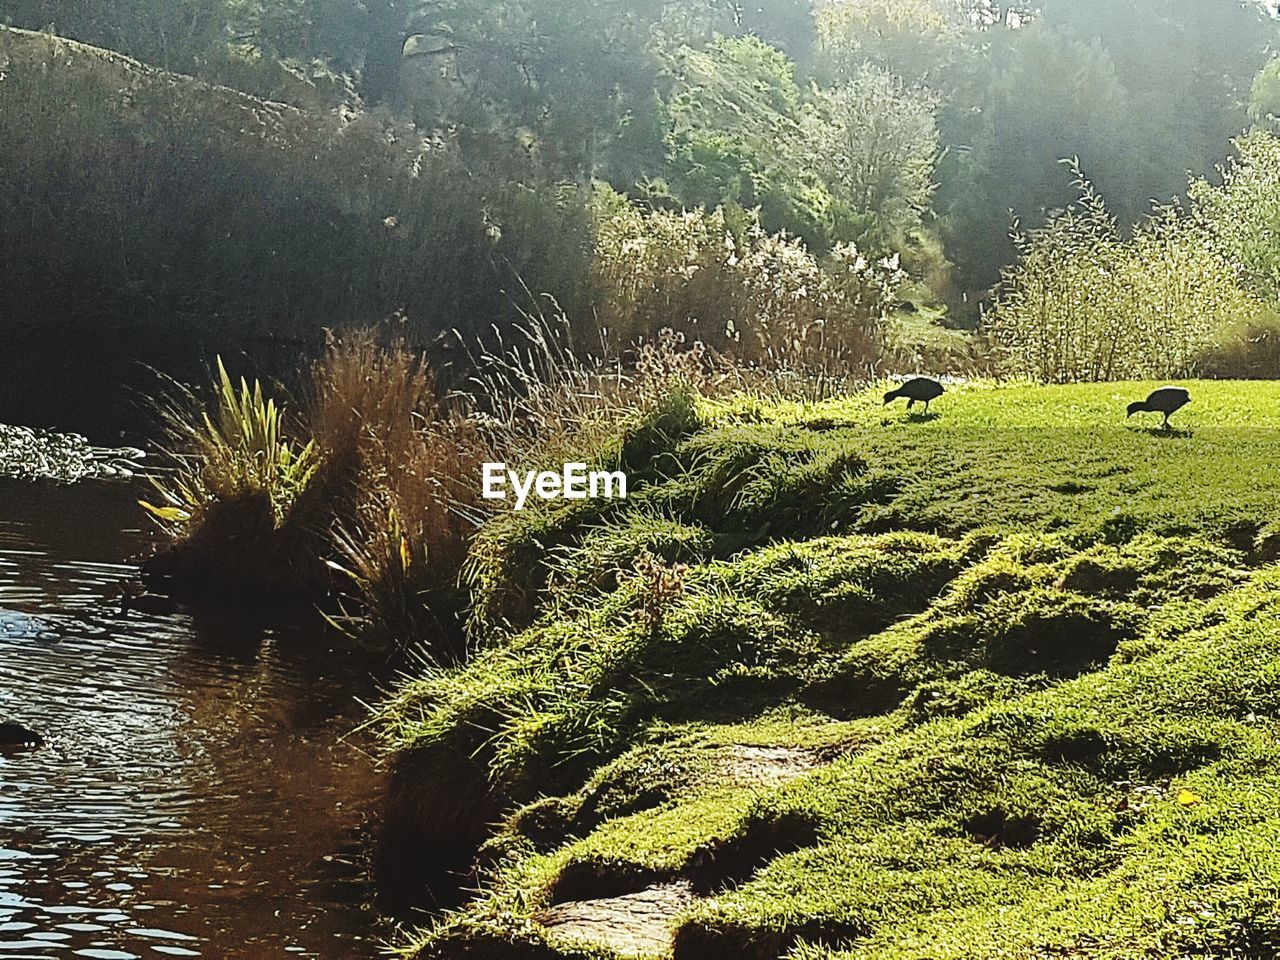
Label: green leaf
xmin=139 ymin=500 xmax=192 ymax=524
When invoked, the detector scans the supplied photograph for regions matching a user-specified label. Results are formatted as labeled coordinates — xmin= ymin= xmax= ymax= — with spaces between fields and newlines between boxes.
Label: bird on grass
xmin=884 ymin=377 xmax=945 ymax=413
xmin=1126 ymin=386 xmax=1191 ymax=429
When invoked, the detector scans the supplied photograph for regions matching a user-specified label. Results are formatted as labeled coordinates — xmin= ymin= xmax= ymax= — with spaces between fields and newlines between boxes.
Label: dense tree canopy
xmin=4 ymin=0 xmax=1279 ymax=317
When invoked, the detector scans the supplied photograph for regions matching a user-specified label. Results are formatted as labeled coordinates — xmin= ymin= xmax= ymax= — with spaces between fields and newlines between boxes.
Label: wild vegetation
xmin=15 ymin=1 xmax=1280 ymax=957
xmin=142 ymin=324 xmax=730 ymax=649
xmin=987 ymin=171 xmax=1272 ymax=383
xmin=0 ymin=27 xmax=590 ymax=351
xmin=10 ymin=0 xmax=1280 ymax=377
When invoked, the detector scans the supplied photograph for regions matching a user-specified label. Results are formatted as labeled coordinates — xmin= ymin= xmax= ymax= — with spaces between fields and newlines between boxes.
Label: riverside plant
xmin=139 ymin=322 xmax=719 ymax=645
xmin=141 ymin=357 xmax=317 ymax=531
xmin=139 ymin=357 xmax=327 ymax=600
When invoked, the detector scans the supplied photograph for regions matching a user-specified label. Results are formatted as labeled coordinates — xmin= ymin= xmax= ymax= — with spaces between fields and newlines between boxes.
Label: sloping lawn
xmin=384 ymin=381 xmax=1280 ymax=960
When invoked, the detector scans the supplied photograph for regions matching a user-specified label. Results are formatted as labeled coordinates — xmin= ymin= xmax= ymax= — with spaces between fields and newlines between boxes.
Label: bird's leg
xmin=1163 ymin=413 xmax=1171 ymax=430
xmin=907 ymin=398 xmax=915 ymax=410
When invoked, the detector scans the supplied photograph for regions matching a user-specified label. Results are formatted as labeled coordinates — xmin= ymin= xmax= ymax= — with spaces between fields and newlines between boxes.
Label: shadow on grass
xmin=1131 ymin=425 xmax=1193 ymax=439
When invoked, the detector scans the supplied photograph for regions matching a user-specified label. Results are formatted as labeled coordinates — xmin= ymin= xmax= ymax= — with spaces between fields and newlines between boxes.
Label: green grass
xmin=383 ymin=381 xmax=1280 ymax=959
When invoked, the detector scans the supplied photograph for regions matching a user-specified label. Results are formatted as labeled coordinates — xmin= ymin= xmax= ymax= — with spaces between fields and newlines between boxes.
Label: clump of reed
xmin=310 ymin=329 xmax=484 ymax=655
xmin=588 ymin=190 xmax=903 ymax=373
xmin=142 ymin=358 xmax=328 ymax=601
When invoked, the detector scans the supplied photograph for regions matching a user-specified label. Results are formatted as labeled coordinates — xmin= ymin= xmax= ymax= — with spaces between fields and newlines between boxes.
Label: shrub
xmin=142 ymin=332 xmax=488 ymax=646
xmin=802 ymin=64 xmax=941 ymax=250
xmin=987 ymin=170 xmax=1261 ymax=383
xmin=588 ymin=193 xmax=901 ymax=370
xmin=815 ymin=0 xmax=962 ymax=85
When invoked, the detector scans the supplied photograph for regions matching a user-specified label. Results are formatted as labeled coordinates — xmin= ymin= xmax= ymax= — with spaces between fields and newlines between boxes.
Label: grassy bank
xmin=380 ymin=379 xmax=1280 ymax=959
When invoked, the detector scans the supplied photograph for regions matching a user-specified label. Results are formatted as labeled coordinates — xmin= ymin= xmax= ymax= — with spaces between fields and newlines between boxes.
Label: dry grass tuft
xmin=308 ymin=329 xmax=484 ymax=654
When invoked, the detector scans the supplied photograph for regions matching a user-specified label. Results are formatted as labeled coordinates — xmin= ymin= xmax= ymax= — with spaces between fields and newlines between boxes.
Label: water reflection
xmin=0 ymin=480 xmax=387 ymax=958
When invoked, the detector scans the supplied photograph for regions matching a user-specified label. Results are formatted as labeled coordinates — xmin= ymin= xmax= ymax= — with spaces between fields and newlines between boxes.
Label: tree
xmin=936 ymin=0 xmax=1278 ymax=295
xmin=649 ymin=36 xmax=941 ymax=254
xmin=815 ymin=0 xmax=965 ymax=85
xmin=654 ymin=35 xmax=813 ymax=238
xmin=396 ymin=0 xmax=671 ymax=181
xmin=804 ymin=65 xmax=940 ymax=250
xmin=1190 ymin=130 xmax=1280 ymax=301
xmin=934 ymin=24 xmax=1132 ymax=293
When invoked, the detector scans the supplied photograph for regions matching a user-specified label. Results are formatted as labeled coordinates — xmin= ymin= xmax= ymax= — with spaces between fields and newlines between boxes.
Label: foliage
xmin=803 ymin=64 xmax=940 ymax=250
xmin=389 ymin=0 xmax=673 ymax=181
xmin=0 ymin=28 xmax=591 ymax=350
xmin=142 ymin=336 xmax=485 ymax=641
xmin=619 ymin=548 xmax=688 ymax=637
xmin=144 ymin=318 xmax=740 ymax=644
xmin=144 ymin=357 xmax=317 ymax=529
xmin=8 ymin=0 xmax=1280 ymax=319
xmin=1195 ymin=311 xmax=1280 ymax=381
xmin=986 ymin=172 xmax=1261 ymax=383
xmin=650 ymin=37 xmax=941 ymax=255
xmin=140 ymin=357 xmax=331 ymax=600
xmin=651 ymin=35 xmax=821 ymax=244
xmin=933 ymin=24 xmax=1134 ymax=296
xmin=1250 ymin=57 xmax=1280 ymax=127
xmin=588 ymin=193 xmax=902 ymax=368
xmin=928 ymin=2 xmax=1277 ymax=295
xmin=1190 ymin=130 xmax=1280 ymax=303
xmin=815 ymin=0 xmax=964 ymax=85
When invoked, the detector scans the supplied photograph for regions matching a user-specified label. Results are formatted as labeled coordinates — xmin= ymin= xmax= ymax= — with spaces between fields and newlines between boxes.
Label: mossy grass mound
xmin=385 ymin=381 xmax=1280 ymax=958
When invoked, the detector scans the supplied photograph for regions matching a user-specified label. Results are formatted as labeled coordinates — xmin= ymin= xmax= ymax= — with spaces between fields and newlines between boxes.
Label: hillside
xmin=380 ymin=380 xmax=1280 ymax=959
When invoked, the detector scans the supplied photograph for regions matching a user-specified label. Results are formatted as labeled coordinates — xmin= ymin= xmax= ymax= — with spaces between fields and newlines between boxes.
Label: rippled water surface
xmin=0 ymin=479 xmax=387 ymax=959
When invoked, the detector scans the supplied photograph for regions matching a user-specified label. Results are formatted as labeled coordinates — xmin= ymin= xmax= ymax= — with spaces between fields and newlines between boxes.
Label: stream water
xmin=0 ymin=477 xmax=390 ymax=959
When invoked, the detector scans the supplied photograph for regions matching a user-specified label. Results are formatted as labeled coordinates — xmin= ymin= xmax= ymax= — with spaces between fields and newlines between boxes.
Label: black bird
xmin=884 ymin=377 xmax=945 ymax=413
xmin=0 ymin=722 xmax=42 ymax=750
xmin=1127 ymin=386 xmax=1191 ymax=429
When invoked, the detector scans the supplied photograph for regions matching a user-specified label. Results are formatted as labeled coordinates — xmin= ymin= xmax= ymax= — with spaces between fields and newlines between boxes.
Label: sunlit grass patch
xmin=390 ymin=380 xmax=1280 ymax=958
